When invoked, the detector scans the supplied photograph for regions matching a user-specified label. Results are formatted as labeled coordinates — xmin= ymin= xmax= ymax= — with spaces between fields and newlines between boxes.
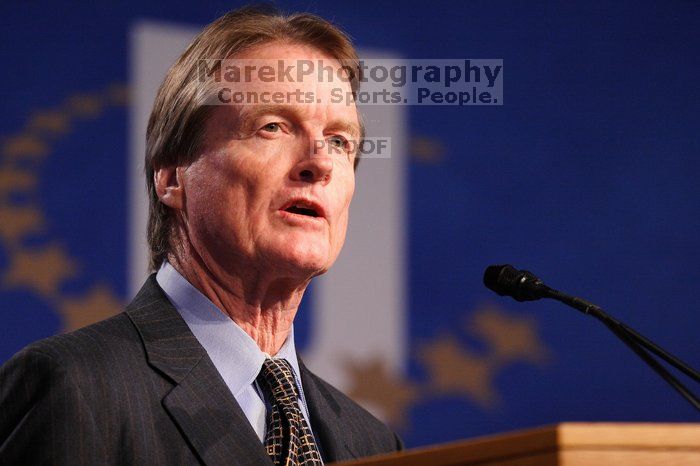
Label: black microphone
xmin=482 ymin=263 xmax=700 ymax=412
xmin=483 ymin=264 xmax=550 ymax=302
xmin=483 ymin=264 xmax=602 ymax=315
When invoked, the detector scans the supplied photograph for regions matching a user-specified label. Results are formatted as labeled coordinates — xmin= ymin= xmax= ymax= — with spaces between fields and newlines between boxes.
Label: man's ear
xmin=154 ymin=166 xmax=185 ymax=210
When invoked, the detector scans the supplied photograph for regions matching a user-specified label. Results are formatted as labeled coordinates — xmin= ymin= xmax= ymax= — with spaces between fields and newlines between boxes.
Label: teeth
xmin=285 ymin=203 xmax=318 ymax=217
xmin=282 ymin=200 xmax=321 ymax=218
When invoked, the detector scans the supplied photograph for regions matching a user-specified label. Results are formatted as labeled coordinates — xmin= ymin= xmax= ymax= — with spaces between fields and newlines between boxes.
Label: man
xmin=0 ymin=6 xmax=402 ymax=465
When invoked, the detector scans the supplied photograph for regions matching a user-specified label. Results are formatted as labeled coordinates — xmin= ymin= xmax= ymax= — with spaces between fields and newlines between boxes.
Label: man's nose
xmin=291 ymin=139 xmax=334 ymax=185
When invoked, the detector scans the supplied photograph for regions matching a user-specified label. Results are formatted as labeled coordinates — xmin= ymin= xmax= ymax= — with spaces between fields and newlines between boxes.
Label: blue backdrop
xmin=1 ymin=0 xmax=699 ymax=448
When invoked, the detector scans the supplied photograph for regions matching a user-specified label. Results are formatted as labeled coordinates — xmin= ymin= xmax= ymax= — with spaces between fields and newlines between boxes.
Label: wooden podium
xmin=333 ymin=423 xmax=700 ymax=465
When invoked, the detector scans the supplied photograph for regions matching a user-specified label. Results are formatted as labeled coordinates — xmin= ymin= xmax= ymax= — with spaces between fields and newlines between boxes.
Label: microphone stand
xmin=545 ymin=288 xmax=700 ymax=412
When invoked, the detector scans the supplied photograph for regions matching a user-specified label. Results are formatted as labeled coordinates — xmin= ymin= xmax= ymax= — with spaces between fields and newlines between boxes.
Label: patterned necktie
xmin=257 ymin=358 xmax=323 ymax=466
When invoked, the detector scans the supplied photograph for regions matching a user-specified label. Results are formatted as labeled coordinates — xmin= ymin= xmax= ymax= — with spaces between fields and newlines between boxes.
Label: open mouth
xmin=280 ymin=199 xmax=325 ymax=219
xmin=279 ymin=198 xmax=326 ymax=222
xmin=284 ymin=205 xmax=319 ymax=217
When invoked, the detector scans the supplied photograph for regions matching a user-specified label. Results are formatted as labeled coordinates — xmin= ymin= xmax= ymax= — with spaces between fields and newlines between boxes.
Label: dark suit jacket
xmin=0 ymin=276 xmax=402 ymax=465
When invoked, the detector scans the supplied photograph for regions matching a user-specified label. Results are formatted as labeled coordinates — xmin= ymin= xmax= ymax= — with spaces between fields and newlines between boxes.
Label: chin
xmin=275 ymin=241 xmax=332 ymax=276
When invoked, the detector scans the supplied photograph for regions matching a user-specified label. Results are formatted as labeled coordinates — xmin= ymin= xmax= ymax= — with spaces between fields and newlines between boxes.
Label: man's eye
xmin=262 ymin=122 xmax=281 ymax=133
xmin=328 ymin=136 xmax=348 ymax=149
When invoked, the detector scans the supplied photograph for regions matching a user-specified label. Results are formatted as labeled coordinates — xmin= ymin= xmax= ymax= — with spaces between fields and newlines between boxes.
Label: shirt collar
xmin=155 ymin=261 xmax=302 ymax=397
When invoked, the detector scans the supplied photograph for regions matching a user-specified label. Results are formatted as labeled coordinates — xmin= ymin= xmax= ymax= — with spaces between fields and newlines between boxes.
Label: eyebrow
xmin=237 ymin=104 xmax=295 ymax=124
xmin=236 ymin=104 xmax=362 ymax=140
xmin=326 ymin=120 xmax=362 ymax=140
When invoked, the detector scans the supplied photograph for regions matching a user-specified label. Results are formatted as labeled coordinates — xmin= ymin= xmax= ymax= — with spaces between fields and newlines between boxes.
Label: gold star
xmin=66 ymin=94 xmax=103 ymax=118
xmin=411 ymin=136 xmax=445 ymax=163
xmin=418 ymin=335 xmax=498 ymax=408
xmin=2 ymin=244 xmax=78 ymax=298
xmin=59 ymin=285 xmax=123 ymax=331
xmin=344 ymin=358 xmax=420 ymax=428
xmin=467 ymin=305 xmax=552 ymax=366
xmin=0 ymin=167 xmax=38 ymax=193
xmin=105 ymin=83 xmax=129 ymax=106
xmin=27 ymin=110 xmax=71 ymax=134
xmin=0 ymin=206 xmax=45 ymax=244
xmin=1 ymin=135 xmax=50 ymax=160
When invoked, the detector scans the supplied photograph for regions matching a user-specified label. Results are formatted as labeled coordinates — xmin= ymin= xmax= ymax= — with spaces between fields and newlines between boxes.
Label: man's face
xmin=177 ymin=42 xmax=359 ymax=279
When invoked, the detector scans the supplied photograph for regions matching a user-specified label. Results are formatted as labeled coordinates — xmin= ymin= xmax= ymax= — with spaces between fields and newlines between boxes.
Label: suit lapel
xmin=299 ymin=360 xmax=360 ymax=462
xmin=126 ymin=276 xmax=272 ymax=466
xmin=161 ymin=358 xmax=272 ymax=466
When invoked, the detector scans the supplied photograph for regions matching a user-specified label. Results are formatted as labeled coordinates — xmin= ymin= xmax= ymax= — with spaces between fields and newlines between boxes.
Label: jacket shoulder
xmin=18 ymin=274 xmax=165 ymax=370
xmin=20 ymin=312 xmax=141 ymax=367
xmin=0 ymin=317 xmax=138 ymax=462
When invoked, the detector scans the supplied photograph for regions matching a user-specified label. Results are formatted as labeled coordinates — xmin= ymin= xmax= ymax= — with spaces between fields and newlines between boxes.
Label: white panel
xmin=128 ymin=21 xmax=199 ymax=294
